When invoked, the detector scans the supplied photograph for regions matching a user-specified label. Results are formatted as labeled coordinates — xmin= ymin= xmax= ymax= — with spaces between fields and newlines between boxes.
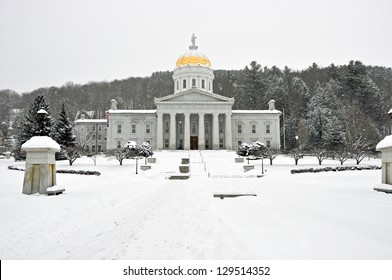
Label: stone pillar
xmin=376 ymin=136 xmax=392 ymax=185
xmin=225 ymin=112 xmax=233 ymax=150
xmin=184 ymin=113 xmax=191 ymax=150
xmin=21 ymin=136 xmax=60 ymax=195
xmin=169 ymin=113 xmax=176 ymax=150
xmin=198 ymin=113 xmax=205 ymax=150
xmin=156 ymin=112 xmax=163 ymax=150
xmin=212 ymin=112 xmax=219 ymax=150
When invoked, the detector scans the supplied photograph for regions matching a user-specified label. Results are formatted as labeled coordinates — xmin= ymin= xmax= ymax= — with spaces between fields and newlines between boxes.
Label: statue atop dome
xmin=190 ymin=33 xmax=198 ymax=50
xmin=191 ymin=33 xmax=197 ymax=46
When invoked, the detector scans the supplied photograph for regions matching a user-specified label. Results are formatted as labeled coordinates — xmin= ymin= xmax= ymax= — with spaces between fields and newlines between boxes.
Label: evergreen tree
xmin=54 ymin=103 xmax=76 ymax=148
xmin=14 ymin=95 xmax=54 ymax=159
xmin=236 ymin=61 xmax=268 ymax=109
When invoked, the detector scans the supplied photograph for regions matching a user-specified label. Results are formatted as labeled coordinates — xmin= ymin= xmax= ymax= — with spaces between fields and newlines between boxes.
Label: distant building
xmin=74 ymin=117 xmax=107 ymax=153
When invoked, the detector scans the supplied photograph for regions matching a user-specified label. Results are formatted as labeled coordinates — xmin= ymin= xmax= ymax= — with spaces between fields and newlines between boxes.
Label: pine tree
xmin=14 ymin=95 xmax=54 ymax=159
xmin=236 ymin=61 xmax=268 ymax=109
xmin=54 ymin=103 xmax=76 ymax=148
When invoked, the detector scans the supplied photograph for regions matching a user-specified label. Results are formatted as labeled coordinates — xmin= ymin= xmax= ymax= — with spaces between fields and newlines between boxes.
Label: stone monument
xmin=376 ymin=135 xmax=392 ymax=185
xmin=21 ymin=136 xmax=60 ymax=195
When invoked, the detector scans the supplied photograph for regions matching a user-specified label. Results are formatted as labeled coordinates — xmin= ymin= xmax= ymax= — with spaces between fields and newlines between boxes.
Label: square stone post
xmin=21 ymin=136 xmax=60 ymax=195
xmin=198 ymin=113 xmax=205 ymax=150
xmin=169 ymin=113 xmax=176 ymax=150
xmin=212 ymin=112 xmax=219 ymax=150
xmin=184 ymin=113 xmax=191 ymax=150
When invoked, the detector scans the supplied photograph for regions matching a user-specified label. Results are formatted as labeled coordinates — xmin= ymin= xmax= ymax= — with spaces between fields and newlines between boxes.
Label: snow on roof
xmin=376 ymin=135 xmax=392 ymax=151
xmin=107 ymin=109 xmax=157 ymax=114
xmin=74 ymin=119 xmax=107 ymax=123
xmin=21 ymin=136 xmax=60 ymax=151
xmin=232 ymin=110 xmax=281 ymax=114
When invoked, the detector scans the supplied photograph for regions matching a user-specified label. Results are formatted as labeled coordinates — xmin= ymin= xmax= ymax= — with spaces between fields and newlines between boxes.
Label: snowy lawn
xmin=0 ymin=151 xmax=391 ymax=260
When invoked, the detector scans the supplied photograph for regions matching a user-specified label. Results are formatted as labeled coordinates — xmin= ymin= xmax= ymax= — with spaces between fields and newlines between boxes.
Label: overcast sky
xmin=0 ymin=0 xmax=391 ymax=93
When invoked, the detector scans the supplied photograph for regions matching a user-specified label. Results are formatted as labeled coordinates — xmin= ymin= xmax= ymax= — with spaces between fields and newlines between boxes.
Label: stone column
xmin=169 ymin=113 xmax=176 ymax=150
xmin=212 ymin=112 xmax=219 ymax=150
xmin=184 ymin=113 xmax=191 ymax=150
xmin=198 ymin=113 xmax=205 ymax=150
xmin=225 ymin=112 xmax=232 ymax=150
xmin=156 ymin=112 xmax=163 ymax=150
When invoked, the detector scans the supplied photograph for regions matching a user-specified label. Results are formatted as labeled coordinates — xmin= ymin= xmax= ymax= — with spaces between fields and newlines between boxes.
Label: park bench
xmin=46 ymin=187 xmax=65 ymax=196
xmin=213 ymin=193 xmax=257 ymax=199
xmin=373 ymin=187 xmax=392 ymax=194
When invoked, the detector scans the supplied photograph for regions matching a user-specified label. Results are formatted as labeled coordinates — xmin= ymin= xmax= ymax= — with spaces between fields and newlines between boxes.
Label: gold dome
xmin=176 ymin=49 xmax=212 ymax=68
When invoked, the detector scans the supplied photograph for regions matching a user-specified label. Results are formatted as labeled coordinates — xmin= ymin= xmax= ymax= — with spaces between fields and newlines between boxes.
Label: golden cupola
xmin=173 ymin=34 xmax=214 ymax=94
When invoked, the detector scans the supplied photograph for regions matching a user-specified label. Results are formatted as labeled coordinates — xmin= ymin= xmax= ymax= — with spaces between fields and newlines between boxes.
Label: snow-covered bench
xmin=213 ymin=193 xmax=257 ymax=199
xmin=373 ymin=187 xmax=392 ymax=194
xmin=46 ymin=186 xmax=65 ymax=196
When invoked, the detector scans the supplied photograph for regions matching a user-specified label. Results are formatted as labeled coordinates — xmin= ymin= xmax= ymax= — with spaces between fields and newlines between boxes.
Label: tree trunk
xmin=270 ymin=158 xmax=273 ymax=165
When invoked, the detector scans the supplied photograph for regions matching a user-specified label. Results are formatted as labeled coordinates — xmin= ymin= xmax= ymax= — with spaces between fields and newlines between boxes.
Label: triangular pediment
xmin=155 ymin=89 xmax=234 ymax=104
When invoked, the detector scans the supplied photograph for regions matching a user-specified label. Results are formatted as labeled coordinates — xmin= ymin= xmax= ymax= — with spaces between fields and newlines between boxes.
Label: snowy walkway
xmin=0 ymin=153 xmax=391 ymax=260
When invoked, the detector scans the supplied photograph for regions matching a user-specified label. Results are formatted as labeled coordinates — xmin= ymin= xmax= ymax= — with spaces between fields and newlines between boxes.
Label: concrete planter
xmin=243 ymin=165 xmax=254 ymax=172
xmin=235 ymin=157 xmax=244 ymax=163
xmin=140 ymin=165 xmax=151 ymax=171
xmin=179 ymin=165 xmax=189 ymax=173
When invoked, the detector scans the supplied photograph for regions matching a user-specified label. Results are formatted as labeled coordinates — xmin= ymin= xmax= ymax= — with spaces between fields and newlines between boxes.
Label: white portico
xmin=104 ymin=35 xmax=281 ymax=151
xmin=154 ymin=89 xmax=234 ymax=150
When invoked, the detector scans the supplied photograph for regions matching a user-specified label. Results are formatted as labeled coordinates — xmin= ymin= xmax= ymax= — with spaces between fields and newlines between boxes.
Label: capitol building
xmin=75 ymin=35 xmax=281 ymax=152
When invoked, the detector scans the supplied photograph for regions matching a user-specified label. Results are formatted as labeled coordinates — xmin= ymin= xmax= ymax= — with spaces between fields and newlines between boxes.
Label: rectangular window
xmin=146 ymin=140 xmax=151 ymax=145
xmin=252 ymin=124 xmax=256 ymax=134
xmin=146 ymin=124 xmax=151 ymax=134
xmin=183 ymin=79 xmax=187 ymax=89
xmin=98 ymin=145 xmax=102 ymax=152
xmin=92 ymin=134 xmax=96 ymax=140
xmin=179 ymin=122 xmax=183 ymax=134
xmin=202 ymin=80 xmax=205 ymax=89
xmin=117 ymin=124 xmax=122 ymax=133
xmin=238 ymin=124 xmax=242 ymax=134
xmin=266 ymin=124 xmax=271 ymax=134
xmin=192 ymin=78 xmax=196 ymax=87
xmin=92 ymin=126 xmax=95 ymax=131
xmin=191 ymin=121 xmax=196 ymax=134
xmin=165 ymin=120 xmax=169 ymax=133
xmin=205 ymin=122 xmax=209 ymax=133
xmin=98 ymin=126 xmax=102 ymax=131
xmin=266 ymin=140 xmax=271 ymax=148
xmin=92 ymin=145 xmax=96 ymax=152
xmin=205 ymin=139 xmax=209 ymax=150
xmin=98 ymin=135 xmax=101 ymax=140
xmin=164 ymin=139 xmax=169 ymax=148
xmin=116 ymin=141 xmax=121 ymax=149
xmin=238 ymin=140 xmax=242 ymax=147
xmin=219 ymin=138 xmax=224 ymax=148
xmin=132 ymin=124 xmax=136 ymax=134
xmin=219 ymin=121 xmax=223 ymax=133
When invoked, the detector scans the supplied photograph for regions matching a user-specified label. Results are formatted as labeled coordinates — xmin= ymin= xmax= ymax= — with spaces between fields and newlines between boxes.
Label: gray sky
xmin=0 ymin=0 xmax=391 ymax=93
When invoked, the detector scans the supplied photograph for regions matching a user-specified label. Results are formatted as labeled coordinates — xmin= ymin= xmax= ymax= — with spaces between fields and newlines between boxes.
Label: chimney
xmin=268 ymin=100 xmax=275 ymax=111
xmin=111 ymin=99 xmax=118 ymax=110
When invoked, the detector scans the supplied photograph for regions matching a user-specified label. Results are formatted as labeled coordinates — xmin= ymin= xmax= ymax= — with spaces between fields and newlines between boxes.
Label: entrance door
xmin=190 ymin=136 xmax=198 ymax=150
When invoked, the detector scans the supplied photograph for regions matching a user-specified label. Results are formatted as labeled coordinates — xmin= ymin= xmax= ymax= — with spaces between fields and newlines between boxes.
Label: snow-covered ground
xmin=0 ymin=151 xmax=391 ymax=260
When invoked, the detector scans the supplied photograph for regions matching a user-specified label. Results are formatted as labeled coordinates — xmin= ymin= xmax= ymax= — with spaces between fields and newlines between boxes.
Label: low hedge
xmin=291 ymin=165 xmax=381 ymax=174
xmin=8 ymin=165 xmax=101 ymax=176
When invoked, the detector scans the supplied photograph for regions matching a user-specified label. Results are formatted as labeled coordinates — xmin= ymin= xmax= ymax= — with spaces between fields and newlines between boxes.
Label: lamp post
xmin=37 ymin=109 xmax=48 ymax=136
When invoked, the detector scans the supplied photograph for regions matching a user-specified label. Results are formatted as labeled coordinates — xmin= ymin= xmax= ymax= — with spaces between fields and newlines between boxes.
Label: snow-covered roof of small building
xmin=107 ymin=110 xmax=157 ymax=114
xmin=74 ymin=119 xmax=107 ymax=123
xmin=232 ymin=110 xmax=282 ymax=114
xmin=21 ymin=136 xmax=60 ymax=151
xmin=376 ymin=135 xmax=392 ymax=151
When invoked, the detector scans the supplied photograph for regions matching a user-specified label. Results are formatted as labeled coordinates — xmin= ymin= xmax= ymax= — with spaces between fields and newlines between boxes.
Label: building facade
xmin=106 ymin=36 xmax=281 ymax=151
xmin=78 ymin=36 xmax=281 ymax=151
xmin=74 ymin=117 xmax=108 ymax=153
